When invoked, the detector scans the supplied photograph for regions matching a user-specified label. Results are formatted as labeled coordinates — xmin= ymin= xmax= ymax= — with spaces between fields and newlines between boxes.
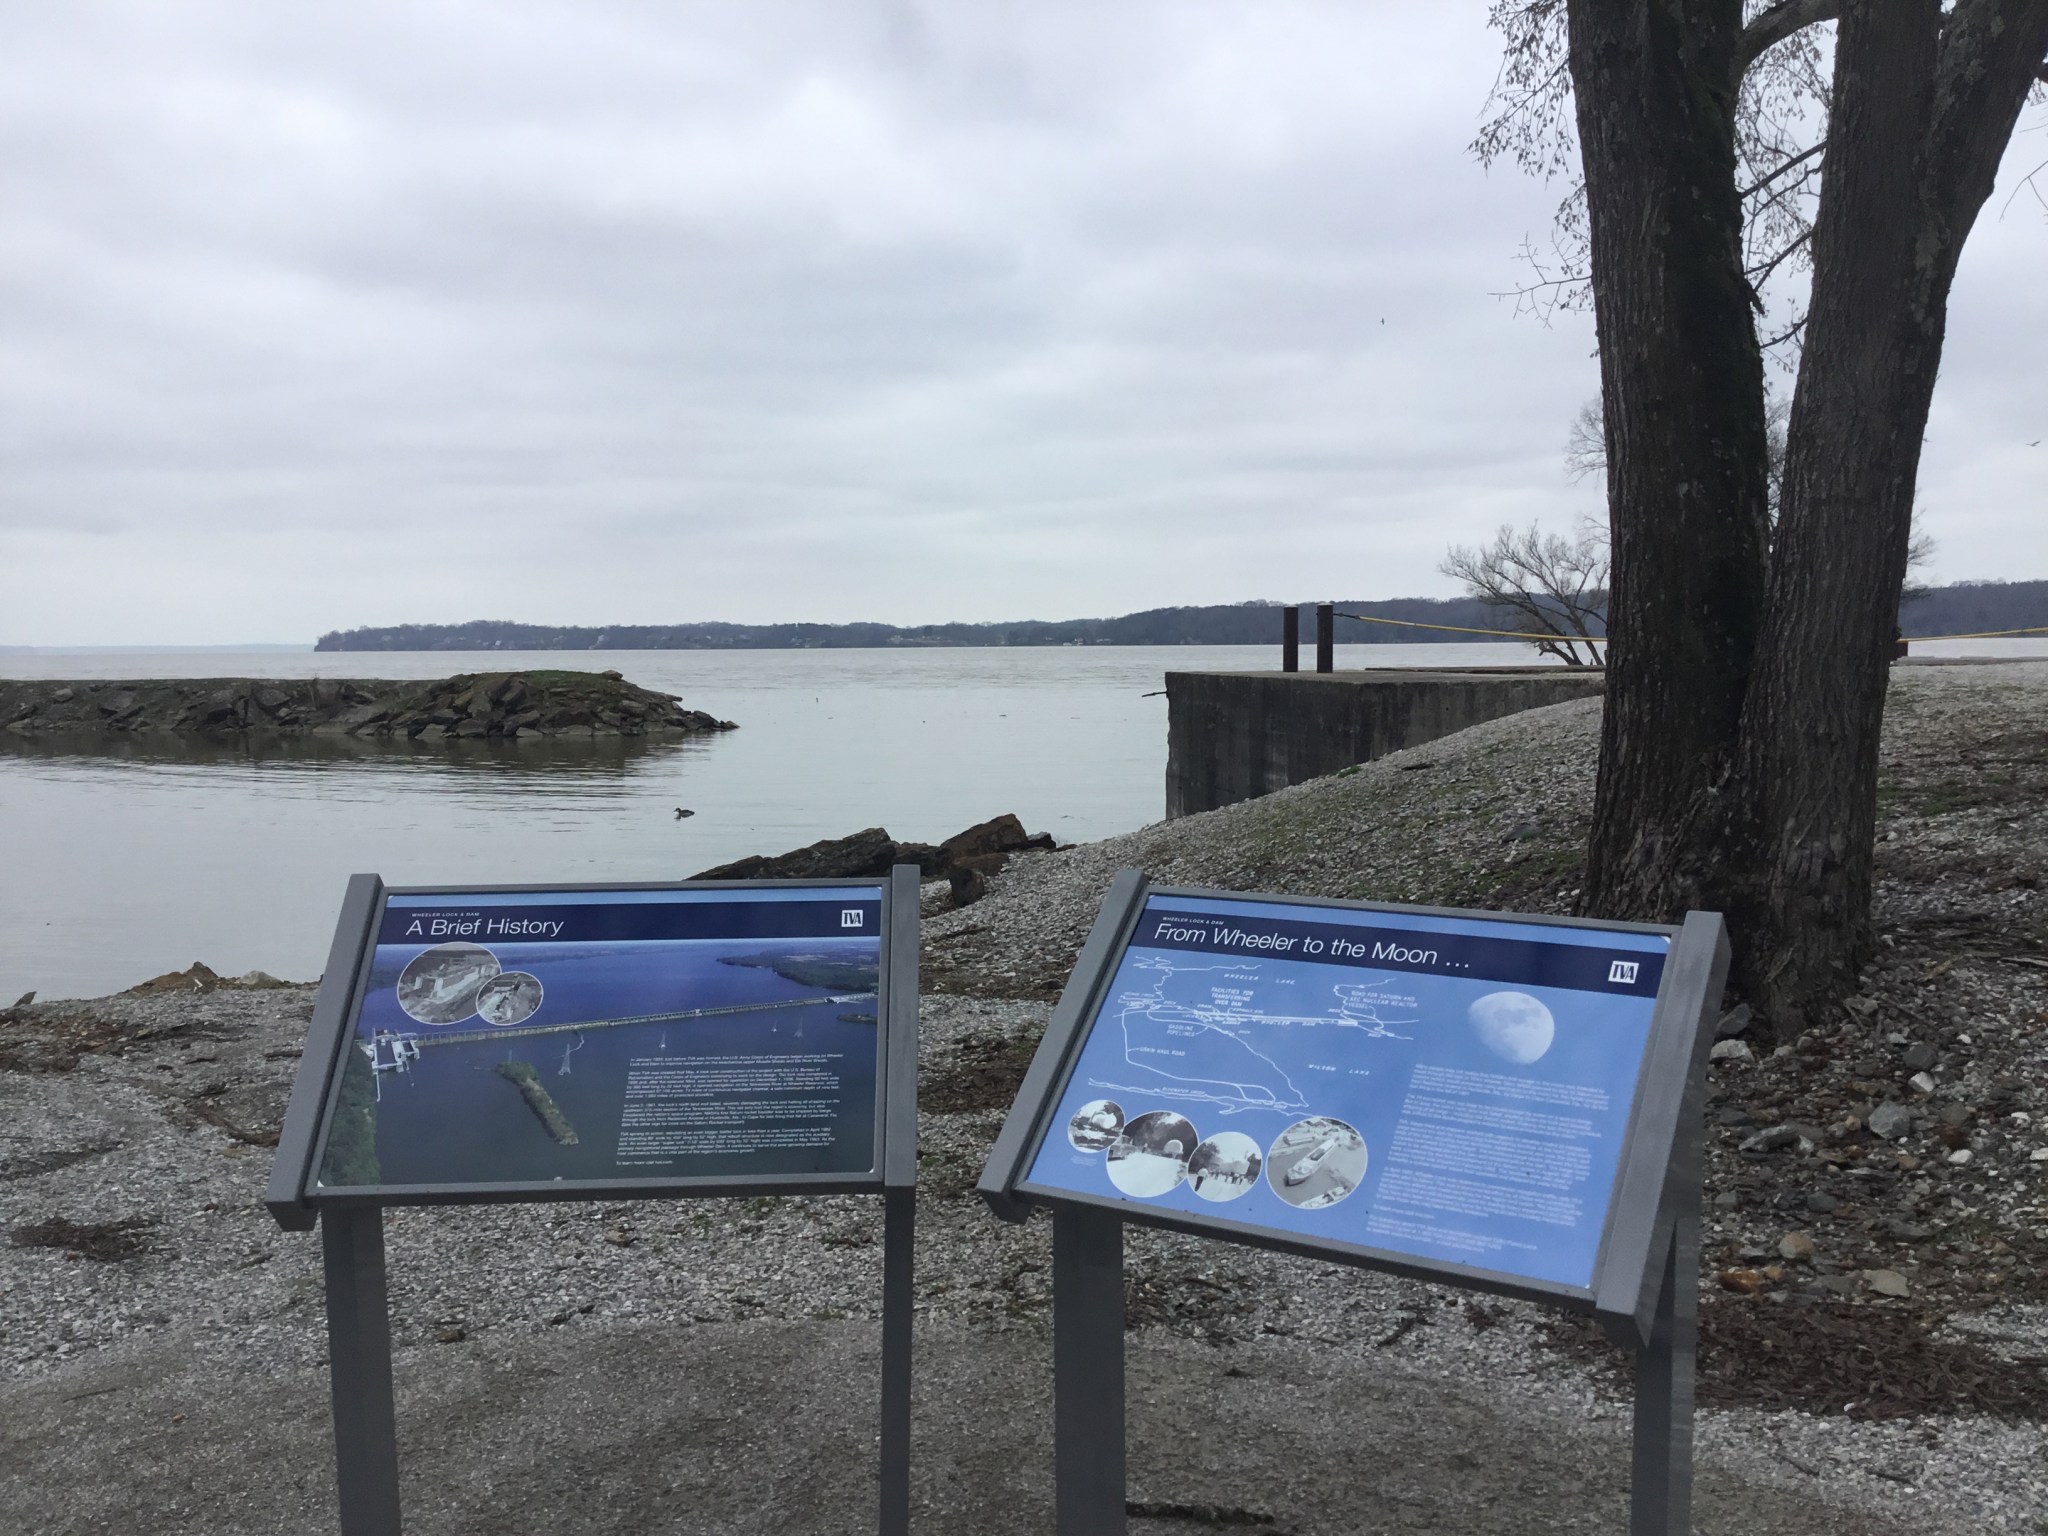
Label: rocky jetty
xmin=0 ymin=670 xmax=735 ymax=741
xmin=693 ymin=813 xmax=1057 ymax=906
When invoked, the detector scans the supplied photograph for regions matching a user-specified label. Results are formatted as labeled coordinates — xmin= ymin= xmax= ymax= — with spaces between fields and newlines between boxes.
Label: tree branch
xmin=1746 ymin=226 xmax=1816 ymax=290
xmin=1739 ymin=139 xmax=1828 ymax=199
xmin=1737 ymin=0 xmax=1842 ymax=79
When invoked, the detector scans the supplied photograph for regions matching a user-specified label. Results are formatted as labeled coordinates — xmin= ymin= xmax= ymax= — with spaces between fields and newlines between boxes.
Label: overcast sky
xmin=3 ymin=3 xmax=2043 ymax=645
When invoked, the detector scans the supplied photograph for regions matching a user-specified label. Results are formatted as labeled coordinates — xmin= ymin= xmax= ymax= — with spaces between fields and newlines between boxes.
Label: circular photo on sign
xmin=1188 ymin=1132 xmax=1263 ymax=1203
xmin=1469 ymin=990 xmax=1556 ymax=1065
xmin=475 ymin=970 xmax=544 ymax=1027
xmin=1106 ymin=1111 xmax=1198 ymax=1198
xmin=1267 ymin=1117 xmax=1367 ymax=1210
xmin=396 ymin=943 xmax=501 ymax=1025
xmin=1068 ymin=1098 xmax=1125 ymax=1152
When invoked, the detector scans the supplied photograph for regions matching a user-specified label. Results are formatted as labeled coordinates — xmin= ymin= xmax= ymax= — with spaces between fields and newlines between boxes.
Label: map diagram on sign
xmin=1082 ymin=954 xmax=1419 ymax=1118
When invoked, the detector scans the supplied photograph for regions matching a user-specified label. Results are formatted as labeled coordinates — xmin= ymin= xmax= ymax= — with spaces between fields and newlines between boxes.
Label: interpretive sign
xmin=301 ymin=885 xmax=888 ymax=1200
xmin=1017 ymin=891 xmax=1668 ymax=1292
xmin=268 ymin=871 xmax=921 ymax=1536
xmin=980 ymin=872 xmax=1728 ymax=1536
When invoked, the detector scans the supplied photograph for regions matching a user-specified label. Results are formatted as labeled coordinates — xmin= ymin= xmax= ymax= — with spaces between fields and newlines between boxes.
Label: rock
xmin=452 ymin=718 xmax=490 ymax=738
xmin=1712 ymin=1190 xmax=1739 ymax=1209
xmin=949 ymin=867 xmax=988 ymax=909
xmin=1908 ymin=1071 xmax=1936 ymax=1095
xmin=940 ymin=814 xmax=1035 ymax=864
xmin=1937 ymin=1102 xmax=1972 ymax=1128
xmin=1710 ymin=1039 xmax=1753 ymax=1063
xmin=1862 ymin=1269 xmax=1911 ymax=1298
xmin=1901 ymin=1041 xmax=1938 ymax=1072
xmin=1804 ymin=1191 xmax=1839 ymax=1214
xmin=694 ymin=827 xmax=901 ymax=882
xmin=51 ymin=687 xmax=74 ymax=703
xmin=2029 ymin=1147 xmax=2048 ymax=1162
xmin=1946 ymin=1148 xmax=1973 ymax=1165
xmin=699 ymin=814 xmax=1056 ymax=889
xmin=1714 ymin=1003 xmax=1753 ymax=1041
xmin=1866 ymin=1101 xmax=1914 ymax=1141
xmin=1739 ymin=1124 xmax=1811 ymax=1155
xmin=1882 ymin=1218 xmax=1932 ymax=1241
xmin=11 ymin=990 xmax=33 ymax=1007
xmin=1716 ymin=1107 xmax=1753 ymax=1126
xmin=1777 ymin=1231 xmax=1816 ymax=1262
xmin=434 ymin=1326 xmax=467 ymax=1344
xmin=600 ymin=669 xmax=624 ymax=680
xmin=129 ymin=961 xmax=221 ymax=995
xmin=1717 ymin=1268 xmax=1767 ymax=1294
xmin=0 ymin=670 xmax=733 ymax=741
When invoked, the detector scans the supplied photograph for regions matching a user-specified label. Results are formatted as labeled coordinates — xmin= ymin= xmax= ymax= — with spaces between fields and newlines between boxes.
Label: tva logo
xmin=841 ymin=909 xmax=866 ymax=929
xmin=1608 ymin=960 xmax=1640 ymax=985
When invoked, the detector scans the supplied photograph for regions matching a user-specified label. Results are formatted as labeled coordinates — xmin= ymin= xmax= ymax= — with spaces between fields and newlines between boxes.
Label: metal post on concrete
xmin=321 ymin=1206 xmax=402 ymax=1536
xmin=1314 ymin=603 xmax=1334 ymax=673
xmin=1281 ymin=606 xmax=1300 ymax=673
xmin=879 ymin=1184 xmax=915 ymax=1536
xmin=1053 ymin=1206 xmax=1126 ymax=1536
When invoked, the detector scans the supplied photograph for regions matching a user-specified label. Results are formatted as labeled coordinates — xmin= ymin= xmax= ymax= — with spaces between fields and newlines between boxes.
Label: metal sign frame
xmin=978 ymin=870 xmax=1728 ymax=1536
xmin=268 ymin=867 xmax=923 ymax=1536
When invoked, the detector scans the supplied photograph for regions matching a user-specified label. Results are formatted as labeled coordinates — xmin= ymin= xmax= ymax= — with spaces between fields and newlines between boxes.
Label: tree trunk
xmin=1733 ymin=0 xmax=2048 ymax=1025
xmin=1567 ymin=0 xmax=1773 ymax=922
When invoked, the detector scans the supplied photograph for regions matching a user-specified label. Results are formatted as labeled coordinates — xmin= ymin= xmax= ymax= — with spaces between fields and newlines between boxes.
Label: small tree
xmin=1440 ymin=522 xmax=1609 ymax=666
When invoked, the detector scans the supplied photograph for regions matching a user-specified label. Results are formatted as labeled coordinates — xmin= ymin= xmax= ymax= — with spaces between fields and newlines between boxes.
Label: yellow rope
xmin=1331 ymin=611 xmax=1606 ymax=643
xmin=1328 ymin=611 xmax=2048 ymax=645
xmin=1903 ymin=624 xmax=2048 ymax=641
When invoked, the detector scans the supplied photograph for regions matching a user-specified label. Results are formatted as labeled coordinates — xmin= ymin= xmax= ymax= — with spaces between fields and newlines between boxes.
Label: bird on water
xmin=674 ymin=807 xmax=694 ymax=819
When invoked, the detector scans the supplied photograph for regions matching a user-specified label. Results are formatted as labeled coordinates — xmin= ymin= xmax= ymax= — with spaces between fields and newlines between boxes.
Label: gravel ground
xmin=4 ymin=660 xmax=2045 ymax=1533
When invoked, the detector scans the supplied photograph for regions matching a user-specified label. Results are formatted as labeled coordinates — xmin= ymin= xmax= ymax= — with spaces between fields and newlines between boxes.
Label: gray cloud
xmin=1 ymin=1 xmax=2040 ymax=643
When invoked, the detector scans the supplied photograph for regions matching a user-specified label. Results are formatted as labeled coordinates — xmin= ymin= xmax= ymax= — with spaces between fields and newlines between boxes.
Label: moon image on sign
xmin=1469 ymin=990 xmax=1556 ymax=1064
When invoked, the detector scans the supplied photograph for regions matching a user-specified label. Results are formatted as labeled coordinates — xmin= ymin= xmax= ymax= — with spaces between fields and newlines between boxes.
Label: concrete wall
xmin=1165 ymin=668 xmax=1606 ymax=818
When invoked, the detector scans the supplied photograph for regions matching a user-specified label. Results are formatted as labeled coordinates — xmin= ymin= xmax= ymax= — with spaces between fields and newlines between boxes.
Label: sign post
xmin=269 ymin=867 xmax=923 ymax=1536
xmin=979 ymin=871 xmax=1727 ymax=1534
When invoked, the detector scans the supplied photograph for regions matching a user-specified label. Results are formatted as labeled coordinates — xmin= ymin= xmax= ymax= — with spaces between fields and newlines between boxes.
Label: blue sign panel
xmin=311 ymin=885 xmax=885 ymax=1193
xmin=1023 ymin=895 xmax=1669 ymax=1289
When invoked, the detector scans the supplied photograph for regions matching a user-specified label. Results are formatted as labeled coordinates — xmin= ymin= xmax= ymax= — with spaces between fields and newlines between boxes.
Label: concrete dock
xmin=1164 ymin=667 xmax=1605 ymax=817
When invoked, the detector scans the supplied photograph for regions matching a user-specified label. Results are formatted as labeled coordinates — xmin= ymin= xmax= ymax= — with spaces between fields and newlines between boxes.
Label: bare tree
xmin=1441 ymin=523 xmax=1609 ymax=666
xmin=1477 ymin=0 xmax=2048 ymax=1032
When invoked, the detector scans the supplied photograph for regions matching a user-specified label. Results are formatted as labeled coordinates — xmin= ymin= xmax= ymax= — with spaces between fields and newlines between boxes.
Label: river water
xmin=3 ymin=639 xmax=2039 ymax=999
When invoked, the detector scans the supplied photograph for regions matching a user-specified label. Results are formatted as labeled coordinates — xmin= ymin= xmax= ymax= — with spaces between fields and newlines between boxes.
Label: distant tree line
xmin=313 ymin=581 xmax=2044 ymax=652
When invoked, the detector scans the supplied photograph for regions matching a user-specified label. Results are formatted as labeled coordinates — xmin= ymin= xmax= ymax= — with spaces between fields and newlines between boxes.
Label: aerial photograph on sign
xmin=313 ymin=885 xmax=885 ymax=1192
xmin=1026 ymin=894 xmax=1672 ymax=1289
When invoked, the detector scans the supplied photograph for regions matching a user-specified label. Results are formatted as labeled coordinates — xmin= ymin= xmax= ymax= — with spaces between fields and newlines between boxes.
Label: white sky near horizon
xmin=2 ymin=2 xmax=2043 ymax=646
